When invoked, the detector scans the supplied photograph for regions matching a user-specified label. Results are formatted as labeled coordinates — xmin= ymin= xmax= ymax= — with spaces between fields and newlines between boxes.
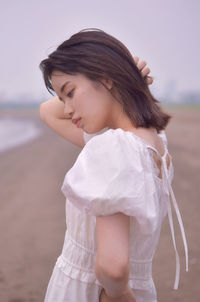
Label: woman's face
xmin=51 ymin=71 xmax=124 ymax=134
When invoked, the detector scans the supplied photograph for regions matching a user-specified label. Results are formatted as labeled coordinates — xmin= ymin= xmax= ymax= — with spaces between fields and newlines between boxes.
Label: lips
xmin=76 ymin=119 xmax=81 ymax=128
xmin=72 ymin=118 xmax=81 ymax=125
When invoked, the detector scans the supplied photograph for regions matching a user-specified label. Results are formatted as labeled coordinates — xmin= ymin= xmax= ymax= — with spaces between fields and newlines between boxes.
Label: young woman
xmin=39 ymin=28 xmax=188 ymax=302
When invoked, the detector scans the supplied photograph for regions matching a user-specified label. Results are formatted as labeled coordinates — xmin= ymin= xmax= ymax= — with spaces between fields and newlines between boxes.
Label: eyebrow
xmin=58 ymin=81 xmax=71 ymax=102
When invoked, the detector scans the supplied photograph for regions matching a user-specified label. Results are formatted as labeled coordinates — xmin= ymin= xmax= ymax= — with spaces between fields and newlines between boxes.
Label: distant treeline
xmin=0 ymin=100 xmax=200 ymax=109
xmin=0 ymin=102 xmax=41 ymax=109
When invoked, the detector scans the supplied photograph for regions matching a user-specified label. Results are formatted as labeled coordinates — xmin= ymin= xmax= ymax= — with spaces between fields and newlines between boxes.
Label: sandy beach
xmin=0 ymin=106 xmax=199 ymax=302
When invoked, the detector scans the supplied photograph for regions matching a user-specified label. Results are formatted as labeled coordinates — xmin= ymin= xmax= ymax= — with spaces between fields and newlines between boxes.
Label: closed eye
xmin=67 ymin=89 xmax=74 ymax=98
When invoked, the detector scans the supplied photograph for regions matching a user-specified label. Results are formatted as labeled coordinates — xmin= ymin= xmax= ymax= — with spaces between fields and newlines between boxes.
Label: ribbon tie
xmin=161 ymin=152 xmax=189 ymax=290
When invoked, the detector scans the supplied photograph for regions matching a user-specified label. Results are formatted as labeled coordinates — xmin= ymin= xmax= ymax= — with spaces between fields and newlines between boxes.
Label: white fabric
xmin=44 ymin=127 xmax=188 ymax=302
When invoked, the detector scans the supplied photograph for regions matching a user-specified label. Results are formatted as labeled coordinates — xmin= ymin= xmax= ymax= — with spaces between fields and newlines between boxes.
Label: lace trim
xmin=55 ymin=254 xmax=154 ymax=290
xmin=55 ymin=255 xmax=98 ymax=284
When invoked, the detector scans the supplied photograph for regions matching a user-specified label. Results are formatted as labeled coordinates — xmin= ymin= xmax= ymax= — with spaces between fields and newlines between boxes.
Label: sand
xmin=0 ymin=106 xmax=199 ymax=302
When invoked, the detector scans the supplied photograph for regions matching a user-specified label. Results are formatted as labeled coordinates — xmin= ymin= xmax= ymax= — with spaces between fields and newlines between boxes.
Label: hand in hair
xmin=133 ymin=56 xmax=154 ymax=85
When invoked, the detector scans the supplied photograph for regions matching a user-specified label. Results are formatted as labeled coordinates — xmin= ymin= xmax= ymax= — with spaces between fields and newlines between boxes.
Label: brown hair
xmin=39 ymin=28 xmax=171 ymax=133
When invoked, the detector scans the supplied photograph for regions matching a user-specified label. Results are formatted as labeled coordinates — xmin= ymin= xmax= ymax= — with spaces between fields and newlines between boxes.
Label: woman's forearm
xmin=39 ymin=96 xmax=66 ymax=120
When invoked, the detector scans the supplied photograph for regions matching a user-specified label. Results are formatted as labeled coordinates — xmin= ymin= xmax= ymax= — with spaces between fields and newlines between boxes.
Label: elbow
xmin=95 ymin=259 xmax=129 ymax=281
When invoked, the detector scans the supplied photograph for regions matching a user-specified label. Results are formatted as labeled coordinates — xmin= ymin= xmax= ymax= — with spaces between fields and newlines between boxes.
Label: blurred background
xmin=0 ymin=0 xmax=199 ymax=301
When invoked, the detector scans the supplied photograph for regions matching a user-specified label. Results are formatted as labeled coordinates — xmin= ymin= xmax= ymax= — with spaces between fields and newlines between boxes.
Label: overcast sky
xmin=0 ymin=0 xmax=199 ymax=103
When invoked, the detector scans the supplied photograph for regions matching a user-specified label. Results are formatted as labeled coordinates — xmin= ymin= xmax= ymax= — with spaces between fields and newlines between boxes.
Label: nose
xmin=64 ymin=103 xmax=74 ymax=119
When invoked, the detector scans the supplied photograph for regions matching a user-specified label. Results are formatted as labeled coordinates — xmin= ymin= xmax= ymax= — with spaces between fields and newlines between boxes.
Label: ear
xmin=101 ymin=78 xmax=113 ymax=90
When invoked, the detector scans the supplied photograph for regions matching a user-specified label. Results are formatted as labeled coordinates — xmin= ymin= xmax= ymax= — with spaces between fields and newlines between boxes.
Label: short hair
xmin=39 ymin=28 xmax=171 ymax=132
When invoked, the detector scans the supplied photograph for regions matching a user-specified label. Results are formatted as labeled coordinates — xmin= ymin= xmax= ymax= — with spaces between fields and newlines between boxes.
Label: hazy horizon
xmin=0 ymin=0 xmax=199 ymax=104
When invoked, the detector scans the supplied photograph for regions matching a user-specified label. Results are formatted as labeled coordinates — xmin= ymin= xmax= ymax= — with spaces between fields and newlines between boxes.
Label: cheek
xmin=75 ymin=85 xmax=111 ymax=121
xmin=75 ymin=87 xmax=99 ymax=113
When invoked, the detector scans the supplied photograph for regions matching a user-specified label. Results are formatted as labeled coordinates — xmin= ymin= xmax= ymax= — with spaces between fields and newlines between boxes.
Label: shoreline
xmin=0 ymin=108 xmax=199 ymax=302
xmin=0 ymin=115 xmax=43 ymax=153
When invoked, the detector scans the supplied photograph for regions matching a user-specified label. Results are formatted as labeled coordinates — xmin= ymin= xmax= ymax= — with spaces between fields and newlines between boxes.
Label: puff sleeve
xmin=61 ymin=129 xmax=158 ymax=221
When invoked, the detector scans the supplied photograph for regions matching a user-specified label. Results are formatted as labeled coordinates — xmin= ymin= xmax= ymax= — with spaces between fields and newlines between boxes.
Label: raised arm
xmin=39 ymin=96 xmax=85 ymax=148
xmin=39 ymin=57 xmax=153 ymax=149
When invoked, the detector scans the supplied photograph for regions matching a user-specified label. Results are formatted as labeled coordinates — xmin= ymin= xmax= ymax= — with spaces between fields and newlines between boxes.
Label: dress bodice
xmin=59 ymin=127 xmax=188 ymax=291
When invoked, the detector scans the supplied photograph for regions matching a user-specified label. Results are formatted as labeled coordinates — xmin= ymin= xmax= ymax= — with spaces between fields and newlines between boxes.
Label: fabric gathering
xmin=44 ymin=127 xmax=189 ymax=302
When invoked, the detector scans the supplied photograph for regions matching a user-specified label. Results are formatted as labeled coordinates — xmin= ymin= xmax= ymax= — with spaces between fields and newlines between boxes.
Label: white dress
xmin=44 ymin=127 xmax=188 ymax=302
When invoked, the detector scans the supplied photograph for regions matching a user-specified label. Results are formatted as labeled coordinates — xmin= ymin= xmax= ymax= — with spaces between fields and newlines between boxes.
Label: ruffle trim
xmin=55 ymin=254 xmax=101 ymax=286
xmin=55 ymin=255 xmax=155 ymax=290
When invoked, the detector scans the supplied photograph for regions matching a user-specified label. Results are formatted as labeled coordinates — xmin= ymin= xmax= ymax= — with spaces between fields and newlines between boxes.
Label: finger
xmin=137 ymin=60 xmax=147 ymax=71
xmin=141 ymin=67 xmax=150 ymax=77
xmin=146 ymin=76 xmax=154 ymax=85
xmin=133 ymin=56 xmax=139 ymax=64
